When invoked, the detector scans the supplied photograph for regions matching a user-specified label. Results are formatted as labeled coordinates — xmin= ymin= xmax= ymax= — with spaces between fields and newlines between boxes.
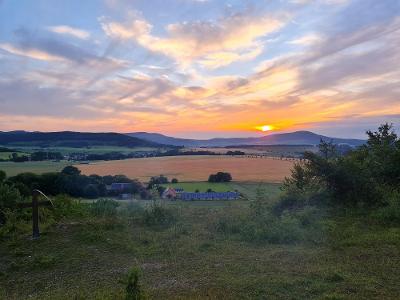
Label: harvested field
xmin=77 ymin=155 xmax=295 ymax=182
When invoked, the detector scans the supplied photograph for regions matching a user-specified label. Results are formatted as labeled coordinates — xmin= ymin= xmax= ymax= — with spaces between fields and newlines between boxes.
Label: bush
xmin=374 ymin=190 xmax=400 ymax=224
xmin=139 ymin=189 xmax=151 ymax=200
xmin=208 ymin=172 xmax=232 ymax=182
xmin=52 ymin=195 xmax=87 ymax=219
xmin=121 ymin=267 xmax=147 ymax=300
xmin=171 ymin=178 xmax=178 ymax=184
xmin=12 ymin=182 xmax=31 ymax=197
xmin=84 ymin=184 xmax=100 ymax=199
xmin=0 ymin=183 xmax=23 ymax=225
xmin=123 ymin=202 xmax=145 ymax=223
xmin=273 ymin=188 xmax=330 ymax=215
xmin=0 ymin=210 xmax=31 ymax=239
xmin=143 ymin=201 xmax=176 ymax=226
xmin=148 ymin=175 xmax=169 ymax=189
xmin=156 ymin=186 xmax=166 ymax=196
xmin=90 ymin=199 xmax=119 ymax=217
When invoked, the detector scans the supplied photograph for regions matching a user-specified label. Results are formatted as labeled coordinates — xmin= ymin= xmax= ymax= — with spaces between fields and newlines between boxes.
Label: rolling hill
xmin=127 ymin=131 xmax=365 ymax=147
xmin=0 ymin=131 xmax=168 ymax=148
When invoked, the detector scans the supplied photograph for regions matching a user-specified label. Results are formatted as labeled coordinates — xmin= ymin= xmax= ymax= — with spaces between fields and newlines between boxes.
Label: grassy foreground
xmin=1 ymin=183 xmax=399 ymax=299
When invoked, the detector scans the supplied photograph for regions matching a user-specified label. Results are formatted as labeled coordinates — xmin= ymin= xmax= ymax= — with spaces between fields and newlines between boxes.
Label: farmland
xmin=0 ymin=152 xmax=13 ymax=160
xmin=0 ymin=161 xmax=70 ymax=177
xmin=0 ymin=156 xmax=294 ymax=181
xmin=191 ymin=145 xmax=316 ymax=157
xmin=78 ymin=155 xmax=295 ymax=182
xmin=0 ymin=145 xmax=157 ymax=155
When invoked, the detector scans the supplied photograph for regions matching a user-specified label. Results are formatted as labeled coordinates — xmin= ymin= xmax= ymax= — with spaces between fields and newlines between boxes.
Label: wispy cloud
xmin=47 ymin=25 xmax=90 ymax=40
xmin=0 ymin=43 xmax=64 ymax=61
xmin=288 ymin=33 xmax=321 ymax=46
xmin=100 ymin=9 xmax=288 ymax=68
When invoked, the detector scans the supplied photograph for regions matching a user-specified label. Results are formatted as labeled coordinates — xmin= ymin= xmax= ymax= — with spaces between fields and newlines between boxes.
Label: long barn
xmin=178 ymin=192 xmax=239 ymax=201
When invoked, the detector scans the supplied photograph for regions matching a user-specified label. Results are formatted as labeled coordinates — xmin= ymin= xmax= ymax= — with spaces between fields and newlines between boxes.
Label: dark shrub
xmin=84 ymin=184 xmax=100 ymax=199
xmin=139 ymin=189 xmax=151 ymax=199
xmin=208 ymin=172 xmax=232 ymax=182
xmin=156 ymin=186 xmax=166 ymax=196
xmin=0 ymin=170 xmax=5 ymax=182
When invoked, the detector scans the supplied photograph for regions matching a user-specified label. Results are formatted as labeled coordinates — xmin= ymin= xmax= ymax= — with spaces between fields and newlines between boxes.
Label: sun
xmin=256 ymin=125 xmax=274 ymax=132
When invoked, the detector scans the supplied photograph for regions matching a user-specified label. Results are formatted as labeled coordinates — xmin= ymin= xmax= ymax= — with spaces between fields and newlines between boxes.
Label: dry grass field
xmin=77 ymin=155 xmax=295 ymax=182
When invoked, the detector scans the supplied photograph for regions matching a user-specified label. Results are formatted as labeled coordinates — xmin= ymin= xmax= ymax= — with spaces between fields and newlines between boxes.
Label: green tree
xmin=61 ymin=166 xmax=81 ymax=176
xmin=319 ymin=139 xmax=337 ymax=160
xmin=281 ymin=123 xmax=400 ymax=208
xmin=0 ymin=170 xmax=6 ymax=183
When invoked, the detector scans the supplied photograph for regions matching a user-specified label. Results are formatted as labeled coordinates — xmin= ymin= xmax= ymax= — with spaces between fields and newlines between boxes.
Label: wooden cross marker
xmin=17 ymin=189 xmax=53 ymax=239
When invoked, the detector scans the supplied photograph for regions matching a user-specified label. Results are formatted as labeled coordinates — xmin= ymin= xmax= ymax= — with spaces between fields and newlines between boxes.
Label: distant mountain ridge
xmin=0 ymin=131 xmax=167 ymax=148
xmin=127 ymin=131 xmax=365 ymax=147
xmin=0 ymin=130 xmax=366 ymax=148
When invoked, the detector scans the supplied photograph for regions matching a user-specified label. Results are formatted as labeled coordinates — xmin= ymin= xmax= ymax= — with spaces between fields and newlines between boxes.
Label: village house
xmin=162 ymin=187 xmax=177 ymax=199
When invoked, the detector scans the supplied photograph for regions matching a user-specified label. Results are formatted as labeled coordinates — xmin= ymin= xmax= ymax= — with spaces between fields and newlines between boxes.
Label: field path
xmin=77 ymin=155 xmax=294 ymax=182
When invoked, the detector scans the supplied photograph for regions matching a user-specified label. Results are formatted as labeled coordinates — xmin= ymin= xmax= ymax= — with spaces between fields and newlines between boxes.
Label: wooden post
xmin=32 ymin=190 xmax=40 ymax=239
xmin=17 ymin=190 xmax=53 ymax=240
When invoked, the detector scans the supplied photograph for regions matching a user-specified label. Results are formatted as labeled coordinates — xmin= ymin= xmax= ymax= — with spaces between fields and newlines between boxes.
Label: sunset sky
xmin=0 ymin=0 xmax=399 ymax=138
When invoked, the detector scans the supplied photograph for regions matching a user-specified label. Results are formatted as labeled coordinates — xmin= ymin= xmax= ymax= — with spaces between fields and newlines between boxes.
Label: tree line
xmin=278 ymin=123 xmax=400 ymax=218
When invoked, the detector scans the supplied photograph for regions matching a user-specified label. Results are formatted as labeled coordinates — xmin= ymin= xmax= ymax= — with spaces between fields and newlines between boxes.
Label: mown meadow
xmin=1 ymin=190 xmax=399 ymax=299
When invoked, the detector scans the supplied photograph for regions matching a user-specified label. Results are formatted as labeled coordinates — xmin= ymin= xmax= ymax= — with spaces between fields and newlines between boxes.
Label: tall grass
xmin=90 ymin=199 xmax=119 ymax=217
xmin=215 ymin=189 xmax=325 ymax=244
xmin=142 ymin=200 xmax=176 ymax=227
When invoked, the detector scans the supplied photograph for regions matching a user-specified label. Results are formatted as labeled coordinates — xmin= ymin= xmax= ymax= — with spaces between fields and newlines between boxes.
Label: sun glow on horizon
xmin=256 ymin=125 xmax=275 ymax=132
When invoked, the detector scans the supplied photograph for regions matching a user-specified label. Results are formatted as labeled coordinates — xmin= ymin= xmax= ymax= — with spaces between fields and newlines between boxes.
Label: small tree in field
xmin=208 ymin=172 xmax=232 ymax=183
xmin=61 ymin=166 xmax=81 ymax=176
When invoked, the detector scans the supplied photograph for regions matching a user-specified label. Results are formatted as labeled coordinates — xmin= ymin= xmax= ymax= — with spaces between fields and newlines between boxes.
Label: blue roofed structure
xmin=110 ymin=183 xmax=133 ymax=191
xmin=178 ymin=191 xmax=239 ymax=201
